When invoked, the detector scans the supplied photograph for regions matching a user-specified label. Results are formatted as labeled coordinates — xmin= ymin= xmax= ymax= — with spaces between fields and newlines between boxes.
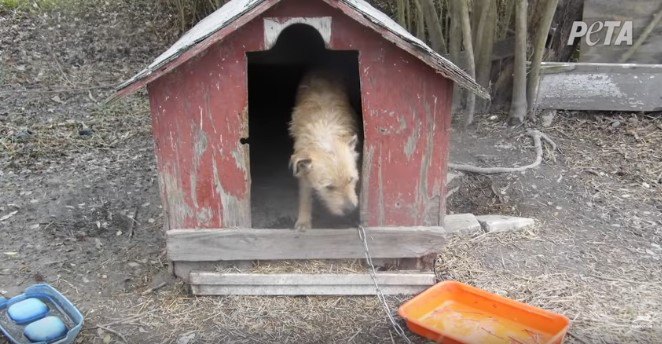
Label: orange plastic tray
xmin=398 ymin=281 xmax=570 ymax=344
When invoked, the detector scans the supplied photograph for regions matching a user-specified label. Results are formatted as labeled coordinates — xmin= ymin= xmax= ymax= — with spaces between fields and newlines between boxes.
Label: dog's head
xmin=291 ymin=134 xmax=359 ymax=216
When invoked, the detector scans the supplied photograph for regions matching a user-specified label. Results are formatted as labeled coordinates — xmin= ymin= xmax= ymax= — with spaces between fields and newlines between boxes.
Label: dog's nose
xmin=344 ymin=200 xmax=358 ymax=211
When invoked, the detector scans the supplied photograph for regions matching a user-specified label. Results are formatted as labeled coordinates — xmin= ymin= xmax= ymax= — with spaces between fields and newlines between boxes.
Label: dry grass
xmin=83 ymin=282 xmax=422 ymax=344
xmin=550 ymin=112 xmax=662 ymax=203
xmin=161 ymin=0 xmax=229 ymax=33
xmin=444 ymin=112 xmax=662 ymax=343
xmin=3 ymin=0 xmax=661 ymax=342
xmin=215 ymin=259 xmax=366 ymax=274
xmin=84 ymin=219 xmax=662 ymax=343
xmin=0 ymin=99 xmax=151 ymax=168
xmin=437 ymin=227 xmax=662 ymax=343
xmin=549 ymin=111 xmax=662 ymax=240
xmin=0 ymin=0 xmax=76 ymax=11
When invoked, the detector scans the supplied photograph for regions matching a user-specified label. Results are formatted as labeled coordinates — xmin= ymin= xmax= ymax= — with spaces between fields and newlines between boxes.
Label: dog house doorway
xmin=246 ymin=23 xmax=363 ymax=229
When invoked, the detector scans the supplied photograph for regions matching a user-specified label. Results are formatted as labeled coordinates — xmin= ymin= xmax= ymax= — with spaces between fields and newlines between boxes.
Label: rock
xmin=444 ymin=214 xmax=482 ymax=234
xmin=445 ymin=171 xmax=464 ymax=186
xmin=78 ymin=128 xmax=94 ymax=136
xmin=475 ymin=215 xmax=535 ymax=233
xmin=541 ymin=110 xmax=556 ymax=127
xmin=177 ymin=332 xmax=196 ymax=344
xmin=127 ymin=262 xmax=140 ymax=268
xmin=14 ymin=128 xmax=33 ymax=142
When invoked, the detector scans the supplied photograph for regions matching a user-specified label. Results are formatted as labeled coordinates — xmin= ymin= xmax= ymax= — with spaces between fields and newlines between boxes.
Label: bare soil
xmin=1 ymin=1 xmax=661 ymax=343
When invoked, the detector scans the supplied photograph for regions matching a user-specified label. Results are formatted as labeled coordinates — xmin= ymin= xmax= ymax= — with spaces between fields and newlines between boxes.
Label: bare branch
xmin=618 ymin=5 xmax=662 ymax=63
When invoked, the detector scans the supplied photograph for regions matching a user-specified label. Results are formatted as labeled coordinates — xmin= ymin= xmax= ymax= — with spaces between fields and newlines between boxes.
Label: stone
xmin=446 ymin=171 xmax=464 ymax=186
xmin=541 ymin=110 xmax=556 ymax=127
xmin=444 ymin=213 xmax=482 ymax=234
xmin=475 ymin=215 xmax=535 ymax=233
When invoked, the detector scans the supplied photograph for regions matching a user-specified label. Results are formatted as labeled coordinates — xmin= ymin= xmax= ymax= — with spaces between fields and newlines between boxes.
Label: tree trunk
xmin=413 ymin=0 xmax=426 ymax=41
xmin=509 ymin=0 xmax=527 ymax=125
xmin=474 ymin=0 xmax=497 ymax=112
xmin=396 ymin=0 xmax=406 ymax=28
xmin=472 ymin=0 xmax=490 ymax=58
xmin=459 ymin=0 xmax=476 ymax=127
xmin=549 ymin=0 xmax=585 ymax=62
xmin=404 ymin=0 xmax=412 ymax=32
xmin=418 ymin=0 xmax=447 ymax=54
xmin=448 ymin=0 xmax=463 ymax=114
xmin=527 ymin=0 xmax=559 ymax=117
xmin=500 ymin=0 xmax=516 ymax=40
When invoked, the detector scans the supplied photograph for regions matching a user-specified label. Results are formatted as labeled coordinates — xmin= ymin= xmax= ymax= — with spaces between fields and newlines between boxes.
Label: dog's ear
xmin=348 ymin=134 xmax=358 ymax=150
xmin=290 ymin=154 xmax=312 ymax=176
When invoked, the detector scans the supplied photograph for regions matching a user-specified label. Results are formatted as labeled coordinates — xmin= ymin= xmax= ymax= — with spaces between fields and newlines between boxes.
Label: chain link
xmin=357 ymin=225 xmax=413 ymax=344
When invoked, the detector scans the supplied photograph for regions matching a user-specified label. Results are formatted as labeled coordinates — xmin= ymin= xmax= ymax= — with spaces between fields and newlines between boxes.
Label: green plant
xmin=0 ymin=0 xmax=76 ymax=12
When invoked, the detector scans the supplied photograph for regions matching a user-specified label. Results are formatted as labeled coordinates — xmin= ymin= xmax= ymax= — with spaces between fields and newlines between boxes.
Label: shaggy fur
xmin=289 ymin=70 xmax=360 ymax=230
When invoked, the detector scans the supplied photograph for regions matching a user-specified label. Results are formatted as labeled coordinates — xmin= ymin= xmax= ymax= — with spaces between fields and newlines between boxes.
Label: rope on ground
xmin=448 ymin=129 xmax=557 ymax=174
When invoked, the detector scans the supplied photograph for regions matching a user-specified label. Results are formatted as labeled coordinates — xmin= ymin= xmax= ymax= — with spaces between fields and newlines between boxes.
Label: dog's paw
xmin=294 ymin=220 xmax=311 ymax=231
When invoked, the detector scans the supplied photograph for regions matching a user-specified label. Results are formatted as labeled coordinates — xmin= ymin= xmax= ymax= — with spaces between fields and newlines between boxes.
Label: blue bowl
xmin=0 ymin=284 xmax=84 ymax=344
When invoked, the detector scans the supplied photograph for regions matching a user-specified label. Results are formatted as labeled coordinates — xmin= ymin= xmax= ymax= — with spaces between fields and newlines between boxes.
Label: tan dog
xmin=289 ymin=70 xmax=360 ymax=230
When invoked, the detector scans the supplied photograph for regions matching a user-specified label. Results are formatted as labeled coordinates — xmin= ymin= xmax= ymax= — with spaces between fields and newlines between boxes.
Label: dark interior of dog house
xmin=246 ymin=24 xmax=363 ymax=229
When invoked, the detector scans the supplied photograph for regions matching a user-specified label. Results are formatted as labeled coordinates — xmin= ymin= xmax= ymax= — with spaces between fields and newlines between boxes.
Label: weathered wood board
xmin=535 ymin=62 xmax=662 ymax=111
xmin=189 ymin=272 xmax=436 ymax=295
xmin=580 ymin=0 xmax=662 ymax=64
xmin=143 ymin=0 xmax=458 ymax=230
xmin=167 ymin=225 xmax=480 ymax=262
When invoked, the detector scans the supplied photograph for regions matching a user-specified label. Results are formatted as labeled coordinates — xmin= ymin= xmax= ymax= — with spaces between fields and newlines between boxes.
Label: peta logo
xmin=567 ymin=21 xmax=633 ymax=46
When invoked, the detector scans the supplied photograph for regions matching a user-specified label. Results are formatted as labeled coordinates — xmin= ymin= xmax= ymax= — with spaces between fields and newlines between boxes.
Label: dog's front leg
xmin=295 ymin=178 xmax=312 ymax=231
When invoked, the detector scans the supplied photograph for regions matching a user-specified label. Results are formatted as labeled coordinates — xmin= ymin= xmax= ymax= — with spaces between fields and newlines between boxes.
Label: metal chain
xmin=357 ymin=225 xmax=413 ymax=344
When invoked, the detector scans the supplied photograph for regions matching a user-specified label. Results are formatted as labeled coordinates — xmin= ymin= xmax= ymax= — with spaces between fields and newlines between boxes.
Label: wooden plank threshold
xmin=189 ymin=272 xmax=436 ymax=296
xmin=167 ymin=226 xmax=476 ymax=261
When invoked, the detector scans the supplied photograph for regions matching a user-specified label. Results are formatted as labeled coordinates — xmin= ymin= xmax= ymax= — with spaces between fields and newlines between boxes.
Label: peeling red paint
xmin=147 ymin=21 xmax=261 ymax=229
xmin=147 ymin=0 xmax=452 ymax=230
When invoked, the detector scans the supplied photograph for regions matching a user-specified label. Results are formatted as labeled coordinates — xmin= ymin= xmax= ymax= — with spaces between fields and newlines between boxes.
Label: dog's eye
xmin=325 ymin=185 xmax=337 ymax=191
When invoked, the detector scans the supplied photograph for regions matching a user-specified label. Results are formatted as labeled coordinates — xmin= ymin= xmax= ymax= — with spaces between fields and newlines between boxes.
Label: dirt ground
xmin=1 ymin=1 xmax=661 ymax=343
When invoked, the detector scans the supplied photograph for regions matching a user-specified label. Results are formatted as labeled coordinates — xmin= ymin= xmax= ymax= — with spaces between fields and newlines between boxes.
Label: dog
xmin=289 ymin=70 xmax=360 ymax=231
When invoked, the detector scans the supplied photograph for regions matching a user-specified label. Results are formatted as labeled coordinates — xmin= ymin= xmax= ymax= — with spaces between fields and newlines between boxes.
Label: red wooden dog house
xmin=114 ymin=0 xmax=487 ymax=293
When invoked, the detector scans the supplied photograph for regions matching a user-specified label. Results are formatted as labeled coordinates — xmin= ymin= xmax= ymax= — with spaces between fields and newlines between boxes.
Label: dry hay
xmin=84 ymin=283 xmax=423 ymax=344
xmin=437 ymin=225 xmax=662 ymax=344
xmin=81 ymin=258 xmax=426 ymax=343
xmin=550 ymin=112 xmax=661 ymax=206
xmin=213 ymin=259 xmax=366 ymax=274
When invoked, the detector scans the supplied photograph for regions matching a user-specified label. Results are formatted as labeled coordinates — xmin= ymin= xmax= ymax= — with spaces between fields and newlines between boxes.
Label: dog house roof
xmin=114 ymin=0 xmax=489 ymax=99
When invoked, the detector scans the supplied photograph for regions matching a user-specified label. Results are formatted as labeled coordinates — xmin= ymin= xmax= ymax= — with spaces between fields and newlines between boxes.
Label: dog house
xmin=114 ymin=0 xmax=487 ymax=293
